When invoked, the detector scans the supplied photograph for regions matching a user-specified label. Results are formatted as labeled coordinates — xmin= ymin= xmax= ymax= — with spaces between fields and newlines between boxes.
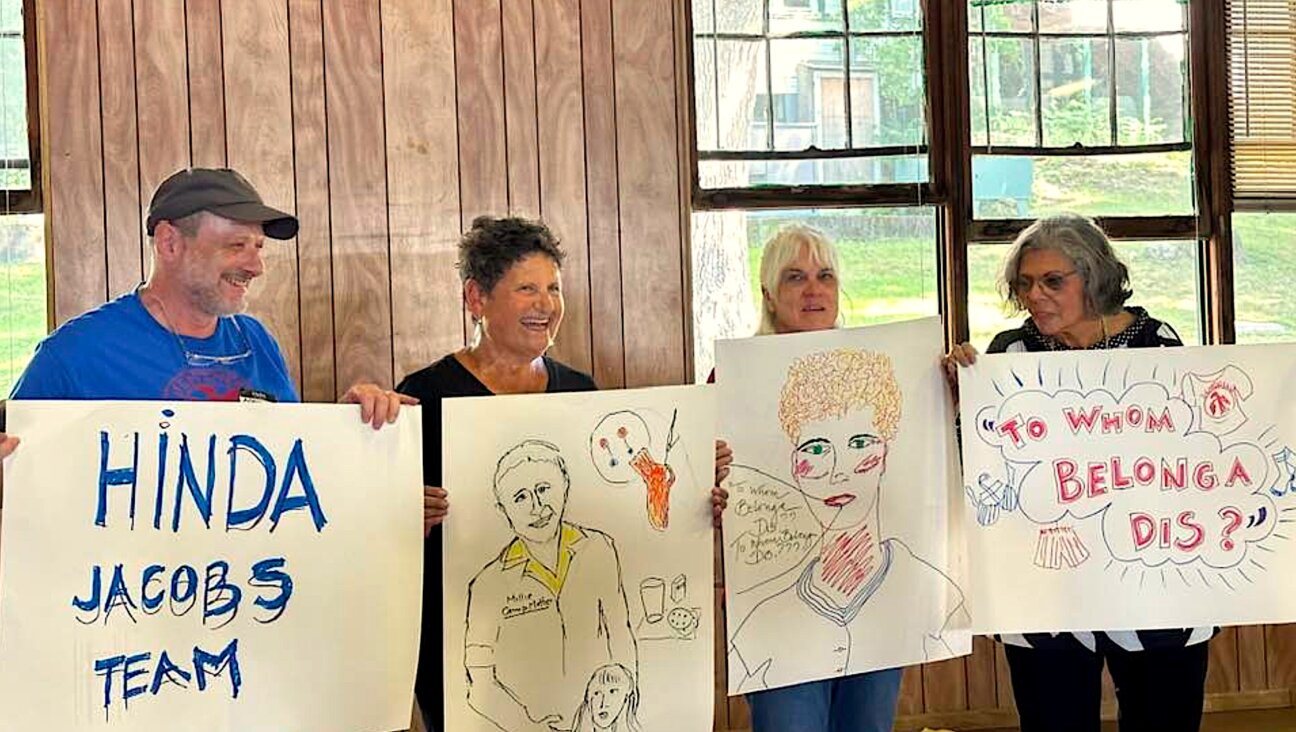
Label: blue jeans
xmin=746 ymin=667 xmax=903 ymax=732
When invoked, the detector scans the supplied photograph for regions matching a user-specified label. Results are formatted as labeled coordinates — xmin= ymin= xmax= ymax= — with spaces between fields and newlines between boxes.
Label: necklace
xmin=142 ymin=289 xmax=252 ymax=367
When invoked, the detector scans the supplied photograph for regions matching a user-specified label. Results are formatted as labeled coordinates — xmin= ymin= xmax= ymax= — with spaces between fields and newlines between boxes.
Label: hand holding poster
xmin=960 ymin=345 xmax=1296 ymax=633
xmin=0 ymin=401 xmax=423 ymax=732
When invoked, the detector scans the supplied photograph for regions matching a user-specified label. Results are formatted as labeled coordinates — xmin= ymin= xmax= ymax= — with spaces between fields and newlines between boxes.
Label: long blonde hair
xmin=756 ymin=224 xmax=843 ymax=335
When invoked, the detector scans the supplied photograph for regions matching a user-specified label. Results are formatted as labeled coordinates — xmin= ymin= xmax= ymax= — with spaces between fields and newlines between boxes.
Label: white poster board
xmin=442 ymin=385 xmax=715 ymax=732
xmin=960 ymin=344 xmax=1296 ymax=633
xmin=717 ymin=318 xmax=970 ymax=695
xmin=0 ymin=401 xmax=423 ymax=732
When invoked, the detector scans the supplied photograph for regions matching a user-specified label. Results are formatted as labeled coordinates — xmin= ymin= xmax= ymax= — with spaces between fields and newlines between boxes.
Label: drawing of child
xmin=569 ymin=663 xmax=641 ymax=732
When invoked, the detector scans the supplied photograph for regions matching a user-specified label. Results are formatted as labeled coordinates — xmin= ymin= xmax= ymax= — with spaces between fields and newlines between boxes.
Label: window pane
xmin=1040 ymin=37 xmax=1112 ymax=147
xmin=1113 ymin=0 xmax=1186 ymax=32
xmin=851 ymin=36 xmax=925 ymax=147
xmin=972 ymin=151 xmax=1194 ymax=218
xmin=1234 ymin=212 xmax=1296 ymax=343
xmin=1114 ymin=35 xmax=1187 ymax=145
xmin=713 ymin=39 xmax=767 ymax=152
xmin=700 ymin=153 xmax=928 ymax=187
xmin=694 ymin=39 xmax=718 ymax=152
xmin=0 ymin=35 xmax=28 ymax=189
xmin=1038 ymin=0 xmax=1108 ymax=34
xmin=0 ymin=0 xmax=20 ymax=35
xmin=969 ymin=0 xmax=1034 ymax=33
xmin=0 ymin=213 xmax=46 ymax=395
xmin=970 ymin=37 xmax=1038 ymax=147
xmin=968 ymin=239 xmax=1201 ymax=350
xmin=693 ymin=0 xmax=715 ymax=34
xmin=716 ymin=0 xmax=762 ymax=34
xmin=849 ymin=0 xmax=921 ymax=32
xmin=691 ymin=206 xmax=937 ymax=381
xmin=770 ymin=0 xmax=842 ymax=34
xmin=770 ymin=38 xmax=846 ymax=150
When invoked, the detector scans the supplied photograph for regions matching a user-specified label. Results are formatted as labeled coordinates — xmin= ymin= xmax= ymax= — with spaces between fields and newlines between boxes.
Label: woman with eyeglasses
xmin=943 ymin=214 xmax=1208 ymax=732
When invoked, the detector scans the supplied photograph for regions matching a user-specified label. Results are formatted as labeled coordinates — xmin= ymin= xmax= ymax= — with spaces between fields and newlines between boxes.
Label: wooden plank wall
xmin=37 ymin=0 xmax=686 ymax=398
xmin=33 ymin=1 xmax=1296 ymax=730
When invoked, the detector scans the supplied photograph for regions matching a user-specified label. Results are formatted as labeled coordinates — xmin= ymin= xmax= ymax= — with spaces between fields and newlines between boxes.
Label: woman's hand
xmin=712 ymin=440 xmax=733 ymax=528
xmin=942 ymin=342 xmax=979 ymax=405
xmin=423 ymin=486 xmax=449 ymax=537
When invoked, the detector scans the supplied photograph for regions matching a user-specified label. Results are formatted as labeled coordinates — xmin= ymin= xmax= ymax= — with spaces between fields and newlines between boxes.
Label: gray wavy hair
xmin=1000 ymin=214 xmax=1133 ymax=316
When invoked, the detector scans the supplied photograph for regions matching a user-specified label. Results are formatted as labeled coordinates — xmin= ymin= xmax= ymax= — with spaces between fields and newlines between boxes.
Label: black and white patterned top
xmin=987 ymin=306 xmax=1216 ymax=653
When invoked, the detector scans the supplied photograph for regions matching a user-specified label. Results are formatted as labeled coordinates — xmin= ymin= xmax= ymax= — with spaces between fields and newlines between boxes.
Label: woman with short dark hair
xmin=401 ymin=216 xmax=727 ymax=732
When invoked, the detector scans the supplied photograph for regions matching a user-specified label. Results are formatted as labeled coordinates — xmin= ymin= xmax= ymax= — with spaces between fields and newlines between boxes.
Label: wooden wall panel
xmin=1239 ymin=626 xmax=1269 ymax=691
xmin=966 ymin=636 xmax=999 ymax=710
xmin=454 ymin=0 xmax=508 ymax=222
xmin=613 ymin=0 xmax=686 ymax=387
xmin=923 ymin=657 xmax=969 ymax=713
xmin=382 ymin=0 xmax=464 ymax=382
xmin=1209 ymin=628 xmax=1241 ymax=693
xmin=41 ymin=0 xmax=105 ymax=323
xmin=898 ymin=665 xmax=924 ymax=715
xmin=133 ymin=1 xmax=190 ymax=242
xmin=536 ymin=0 xmax=591 ymax=374
xmin=1267 ymin=624 xmax=1296 ymax=688
xmin=222 ymin=0 xmax=302 ymax=388
xmin=580 ymin=0 xmax=625 ymax=387
xmin=287 ymin=0 xmax=335 ymax=403
xmin=322 ymin=1 xmax=393 ymax=391
xmin=185 ymin=0 xmax=226 ymax=168
xmin=97 ymin=0 xmax=143 ymax=298
xmin=501 ymin=0 xmax=540 ymax=218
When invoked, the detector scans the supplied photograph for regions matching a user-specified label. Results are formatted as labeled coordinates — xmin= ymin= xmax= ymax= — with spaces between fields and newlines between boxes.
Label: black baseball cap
xmin=146 ymin=168 xmax=299 ymax=240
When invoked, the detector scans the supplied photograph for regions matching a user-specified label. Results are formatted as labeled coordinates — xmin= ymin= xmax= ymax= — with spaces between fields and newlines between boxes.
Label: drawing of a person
xmin=465 ymin=440 xmax=638 ymax=732
xmin=569 ymin=663 xmax=642 ymax=732
xmin=729 ymin=349 xmax=967 ymax=693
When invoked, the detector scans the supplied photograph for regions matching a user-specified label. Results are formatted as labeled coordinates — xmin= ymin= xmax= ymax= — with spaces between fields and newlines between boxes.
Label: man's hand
xmin=424 ymin=486 xmax=449 ymax=537
xmin=0 ymin=431 xmax=16 ymax=509
xmin=0 ymin=433 xmax=18 ymax=461
xmin=341 ymin=383 xmax=418 ymax=429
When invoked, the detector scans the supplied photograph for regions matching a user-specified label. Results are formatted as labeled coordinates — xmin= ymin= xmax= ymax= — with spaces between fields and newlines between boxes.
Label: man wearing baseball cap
xmin=0 ymin=166 xmax=420 ymax=454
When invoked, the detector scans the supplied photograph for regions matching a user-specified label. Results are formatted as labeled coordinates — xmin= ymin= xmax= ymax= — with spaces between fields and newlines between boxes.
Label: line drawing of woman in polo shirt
xmin=465 ymin=440 xmax=639 ymax=732
xmin=728 ymin=349 xmax=967 ymax=692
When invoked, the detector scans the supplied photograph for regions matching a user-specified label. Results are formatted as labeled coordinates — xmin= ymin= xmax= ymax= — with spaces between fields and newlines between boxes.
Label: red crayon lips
xmin=823 ymin=493 xmax=856 ymax=508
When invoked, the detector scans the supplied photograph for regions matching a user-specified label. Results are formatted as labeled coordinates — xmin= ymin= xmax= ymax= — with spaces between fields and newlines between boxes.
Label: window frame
xmin=0 ymin=0 xmax=41 ymax=215
xmin=686 ymin=0 xmax=938 ymax=210
xmin=683 ymin=0 xmax=1239 ymax=347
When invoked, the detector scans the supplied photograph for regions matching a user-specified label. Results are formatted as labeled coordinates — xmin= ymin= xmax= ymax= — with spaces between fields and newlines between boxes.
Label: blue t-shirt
xmin=10 ymin=290 xmax=299 ymax=403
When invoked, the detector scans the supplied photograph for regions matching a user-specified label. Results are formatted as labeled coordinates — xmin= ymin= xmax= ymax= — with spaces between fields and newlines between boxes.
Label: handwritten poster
xmin=0 ymin=401 xmax=423 ymax=732
xmin=442 ymin=385 xmax=715 ymax=732
xmin=717 ymin=318 xmax=970 ymax=695
xmin=960 ymin=345 xmax=1296 ymax=632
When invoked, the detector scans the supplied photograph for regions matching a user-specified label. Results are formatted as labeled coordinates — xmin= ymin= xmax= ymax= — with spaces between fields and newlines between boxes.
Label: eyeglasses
xmin=1012 ymin=270 xmax=1078 ymax=296
xmin=173 ymin=316 xmax=253 ymax=367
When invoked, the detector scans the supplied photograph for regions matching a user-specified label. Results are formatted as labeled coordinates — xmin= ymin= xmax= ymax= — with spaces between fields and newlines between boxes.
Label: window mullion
xmin=1032 ymin=0 xmax=1044 ymax=148
xmin=764 ymin=0 xmax=775 ymax=152
xmin=1107 ymin=0 xmax=1119 ymax=145
xmin=841 ymin=0 xmax=852 ymax=148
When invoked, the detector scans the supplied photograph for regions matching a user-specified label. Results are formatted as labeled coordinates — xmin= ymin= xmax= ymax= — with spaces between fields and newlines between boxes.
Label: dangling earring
xmin=470 ymin=314 xmax=483 ymax=346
